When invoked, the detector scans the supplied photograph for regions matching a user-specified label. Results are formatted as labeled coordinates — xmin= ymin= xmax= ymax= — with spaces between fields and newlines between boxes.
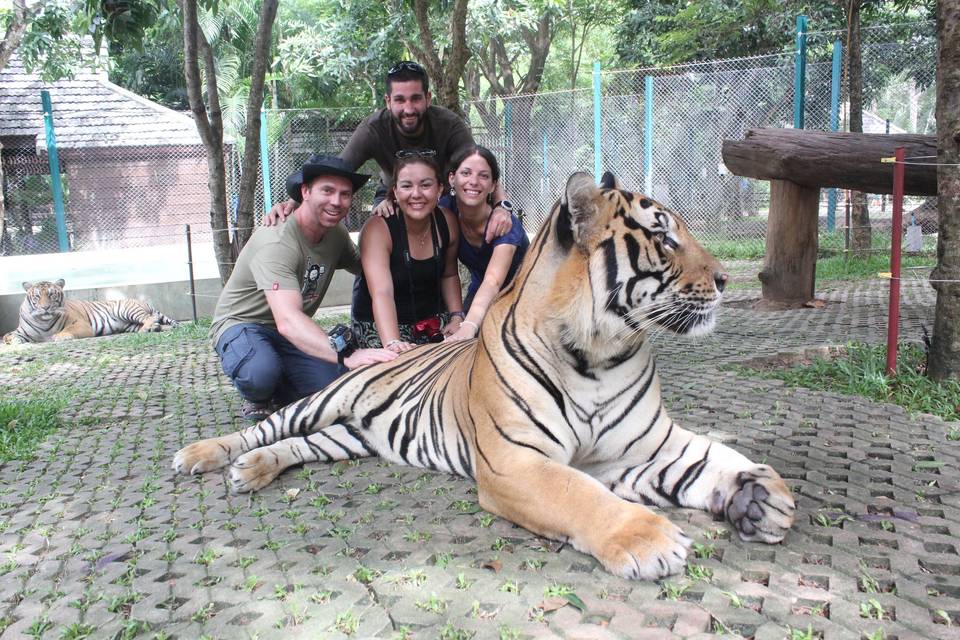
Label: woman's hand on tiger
xmin=446 ymin=317 xmax=478 ymax=342
xmin=445 ymin=328 xmax=475 ymax=342
xmin=344 ymin=348 xmax=398 ymax=369
xmin=442 ymin=315 xmax=463 ymax=338
xmin=372 ymin=199 xmax=397 ymax=218
xmin=384 ymin=340 xmax=415 ymax=354
xmin=485 ymin=207 xmax=512 ymax=242
xmin=263 ymin=199 xmax=296 ymax=226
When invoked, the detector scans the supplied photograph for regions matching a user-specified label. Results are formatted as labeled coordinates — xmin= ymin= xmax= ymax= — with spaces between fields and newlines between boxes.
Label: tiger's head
xmin=22 ymin=279 xmax=67 ymax=321
xmin=547 ymin=172 xmax=726 ymax=344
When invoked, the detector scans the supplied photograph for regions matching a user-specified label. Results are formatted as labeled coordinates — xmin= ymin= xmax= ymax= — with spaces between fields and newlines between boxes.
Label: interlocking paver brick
xmin=1 ymin=279 xmax=959 ymax=638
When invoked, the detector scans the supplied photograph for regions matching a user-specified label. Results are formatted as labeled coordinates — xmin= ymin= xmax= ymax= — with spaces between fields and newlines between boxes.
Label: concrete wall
xmin=64 ymin=146 xmax=211 ymax=250
xmin=0 ymin=270 xmax=356 ymax=335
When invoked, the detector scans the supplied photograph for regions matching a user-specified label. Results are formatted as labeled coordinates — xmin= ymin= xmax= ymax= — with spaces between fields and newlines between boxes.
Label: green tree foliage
xmin=7 ymin=0 xmax=161 ymax=80
xmin=614 ymin=0 xmax=931 ymax=66
xmin=109 ymin=7 xmax=187 ymax=108
xmin=274 ymin=0 xmax=403 ymax=108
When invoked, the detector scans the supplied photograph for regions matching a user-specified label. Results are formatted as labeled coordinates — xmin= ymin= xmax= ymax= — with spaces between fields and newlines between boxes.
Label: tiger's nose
xmin=714 ymin=272 xmax=728 ymax=293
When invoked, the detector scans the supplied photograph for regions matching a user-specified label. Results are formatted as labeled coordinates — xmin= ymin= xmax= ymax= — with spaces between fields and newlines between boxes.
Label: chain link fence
xmin=1 ymin=20 xmax=938 ymax=271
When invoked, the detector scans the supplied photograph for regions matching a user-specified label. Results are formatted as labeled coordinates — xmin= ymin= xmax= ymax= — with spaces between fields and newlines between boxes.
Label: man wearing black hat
xmin=211 ymin=156 xmax=397 ymax=420
xmin=268 ymin=61 xmax=513 ymax=241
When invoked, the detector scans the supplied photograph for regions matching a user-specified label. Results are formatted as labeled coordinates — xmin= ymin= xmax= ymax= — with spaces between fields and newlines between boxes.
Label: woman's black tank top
xmin=352 ymin=208 xmax=450 ymax=324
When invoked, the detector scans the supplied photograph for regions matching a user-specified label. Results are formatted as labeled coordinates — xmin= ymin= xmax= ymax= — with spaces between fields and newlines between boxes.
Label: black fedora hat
xmin=287 ymin=155 xmax=370 ymax=202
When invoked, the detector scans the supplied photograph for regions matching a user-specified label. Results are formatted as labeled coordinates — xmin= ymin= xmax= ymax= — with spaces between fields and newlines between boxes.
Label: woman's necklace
xmin=409 ymin=222 xmax=431 ymax=248
xmin=416 ymin=227 xmax=430 ymax=247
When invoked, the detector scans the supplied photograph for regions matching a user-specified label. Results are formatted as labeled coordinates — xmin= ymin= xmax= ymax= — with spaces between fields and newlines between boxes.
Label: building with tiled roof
xmin=0 ymin=53 xmax=203 ymax=149
xmin=1 ymin=53 xmax=214 ymax=255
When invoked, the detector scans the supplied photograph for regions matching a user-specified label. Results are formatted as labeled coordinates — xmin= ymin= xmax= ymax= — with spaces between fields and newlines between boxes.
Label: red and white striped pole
xmin=885 ymin=146 xmax=906 ymax=376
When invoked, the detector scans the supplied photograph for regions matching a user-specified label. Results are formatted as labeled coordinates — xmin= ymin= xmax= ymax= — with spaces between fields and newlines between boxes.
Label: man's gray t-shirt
xmin=210 ymin=217 xmax=361 ymax=345
xmin=341 ymin=105 xmax=475 ymax=186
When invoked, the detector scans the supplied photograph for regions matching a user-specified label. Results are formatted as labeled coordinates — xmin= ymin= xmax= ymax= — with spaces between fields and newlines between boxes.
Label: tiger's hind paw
xmin=595 ymin=507 xmax=691 ymax=580
xmin=229 ymin=449 xmax=283 ymax=493
xmin=172 ymin=435 xmax=244 ymax=475
xmin=726 ymin=466 xmax=796 ymax=543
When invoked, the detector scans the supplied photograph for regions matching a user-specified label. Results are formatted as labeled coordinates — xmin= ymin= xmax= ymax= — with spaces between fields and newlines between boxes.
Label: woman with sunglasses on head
xmin=351 ymin=154 xmax=464 ymax=352
xmin=442 ymin=145 xmax=529 ymax=342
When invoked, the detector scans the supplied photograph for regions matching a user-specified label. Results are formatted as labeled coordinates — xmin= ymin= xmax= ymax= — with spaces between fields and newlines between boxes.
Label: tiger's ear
xmin=55 ymin=278 xmax=65 ymax=288
xmin=599 ymin=171 xmax=623 ymax=190
xmin=22 ymin=281 xmax=33 ymax=291
xmin=557 ymin=172 xmax=600 ymax=251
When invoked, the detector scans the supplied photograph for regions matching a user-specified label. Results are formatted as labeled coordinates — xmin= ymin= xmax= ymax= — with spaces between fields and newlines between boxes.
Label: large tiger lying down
xmin=174 ymin=172 xmax=795 ymax=579
xmin=3 ymin=279 xmax=177 ymax=344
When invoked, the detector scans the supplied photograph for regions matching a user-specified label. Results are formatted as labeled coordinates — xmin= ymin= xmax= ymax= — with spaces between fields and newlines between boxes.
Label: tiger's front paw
xmin=229 ymin=449 xmax=283 ymax=493
xmin=726 ymin=466 xmax=795 ymax=543
xmin=172 ymin=435 xmax=244 ymax=475
xmin=594 ymin=506 xmax=691 ymax=580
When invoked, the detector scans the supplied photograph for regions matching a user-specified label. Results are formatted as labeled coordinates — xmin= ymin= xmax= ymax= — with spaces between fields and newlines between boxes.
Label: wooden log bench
xmin=720 ymin=128 xmax=937 ymax=307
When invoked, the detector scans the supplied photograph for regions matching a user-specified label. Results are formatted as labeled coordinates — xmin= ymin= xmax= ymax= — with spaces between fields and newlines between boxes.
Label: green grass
xmin=313 ymin=312 xmax=351 ymax=330
xmin=817 ymin=254 xmax=933 ymax=282
xmin=704 ymin=228 xmax=937 ymax=266
xmin=739 ymin=342 xmax=960 ymax=424
xmin=0 ymin=397 xmax=67 ymax=461
xmin=703 ymin=237 xmax=766 ymax=261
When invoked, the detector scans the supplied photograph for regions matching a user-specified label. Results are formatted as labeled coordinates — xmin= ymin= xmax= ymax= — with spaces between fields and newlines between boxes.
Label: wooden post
xmin=758 ymin=180 xmax=820 ymax=306
xmin=722 ymin=128 xmax=938 ymax=308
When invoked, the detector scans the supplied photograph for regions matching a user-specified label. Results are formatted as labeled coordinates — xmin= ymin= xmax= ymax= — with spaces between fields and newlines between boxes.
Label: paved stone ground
xmin=0 ymin=278 xmax=958 ymax=640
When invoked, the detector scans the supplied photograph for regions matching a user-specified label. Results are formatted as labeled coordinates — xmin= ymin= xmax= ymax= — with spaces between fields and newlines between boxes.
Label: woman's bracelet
xmin=461 ymin=320 xmax=479 ymax=333
xmin=384 ymin=339 xmax=402 ymax=348
xmin=449 ymin=311 xmax=465 ymax=319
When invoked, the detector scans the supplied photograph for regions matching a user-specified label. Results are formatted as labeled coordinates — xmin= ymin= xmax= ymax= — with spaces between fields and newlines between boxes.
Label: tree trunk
xmin=182 ymin=0 xmax=232 ymax=284
xmin=928 ymin=0 xmax=960 ymax=380
xmin=847 ymin=0 xmax=871 ymax=256
xmin=408 ymin=0 xmax=470 ymax=116
xmin=234 ymin=0 xmax=279 ymax=250
xmin=757 ymin=180 xmax=820 ymax=307
xmin=721 ymin=129 xmax=938 ymax=195
xmin=0 ymin=0 xmax=29 ymax=73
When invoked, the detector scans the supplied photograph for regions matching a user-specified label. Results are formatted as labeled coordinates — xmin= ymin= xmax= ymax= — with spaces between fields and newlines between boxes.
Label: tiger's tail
xmin=151 ymin=309 xmax=179 ymax=326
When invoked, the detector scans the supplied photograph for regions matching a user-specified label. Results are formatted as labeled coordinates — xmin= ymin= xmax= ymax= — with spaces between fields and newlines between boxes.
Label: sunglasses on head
xmin=388 ymin=61 xmax=425 ymax=76
xmin=395 ymin=149 xmax=437 ymax=159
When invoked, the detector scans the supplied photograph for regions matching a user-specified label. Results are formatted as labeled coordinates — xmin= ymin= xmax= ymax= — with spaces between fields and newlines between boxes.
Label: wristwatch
xmin=328 ymin=324 xmax=354 ymax=366
xmin=493 ymin=200 xmax=514 ymax=212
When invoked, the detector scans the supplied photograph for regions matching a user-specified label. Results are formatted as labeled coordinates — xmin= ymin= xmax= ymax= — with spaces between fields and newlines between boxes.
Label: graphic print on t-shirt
xmin=300 ymin=260 xmax=326 ymax=307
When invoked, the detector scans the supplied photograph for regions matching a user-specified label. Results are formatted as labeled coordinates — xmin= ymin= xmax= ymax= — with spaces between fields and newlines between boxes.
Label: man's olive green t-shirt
xmin=210 ymin=217 xmax=360 ymax=346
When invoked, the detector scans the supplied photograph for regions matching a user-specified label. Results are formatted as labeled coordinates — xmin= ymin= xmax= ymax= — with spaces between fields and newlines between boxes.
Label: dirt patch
xmin=738 ymin=346 xmax=846 ymax=372
xmin=724 ymin=298 xmax=839 ymax=311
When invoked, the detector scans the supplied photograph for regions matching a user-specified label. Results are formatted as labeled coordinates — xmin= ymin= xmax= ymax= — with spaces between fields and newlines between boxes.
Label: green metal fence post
xmin=40 ymin=90 xmax=69 ymax=252
xmin=593 ymin=60 xmax=602 ymax=181
xmin=827 ymin=38 xmax=842 ymax=230
xmin=259 ymin=108 xmax=273 ymax=214
xmin=793 ymin=15 xmax=808 ymax=129
xmin=644 ymin=75 xmax=654 ymax=195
